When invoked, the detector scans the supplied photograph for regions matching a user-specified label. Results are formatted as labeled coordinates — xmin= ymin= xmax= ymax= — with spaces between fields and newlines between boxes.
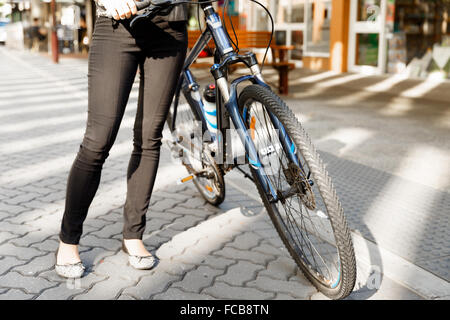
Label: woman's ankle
xmin=57 ymin=241 xmax=81 ymax=264
xmin=123 ymin=238 xmax=151 ymax=257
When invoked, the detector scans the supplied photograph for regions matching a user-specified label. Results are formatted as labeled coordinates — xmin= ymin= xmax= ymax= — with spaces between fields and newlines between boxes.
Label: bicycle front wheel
xmin=238 ymin=84 xmax=356 ymax=299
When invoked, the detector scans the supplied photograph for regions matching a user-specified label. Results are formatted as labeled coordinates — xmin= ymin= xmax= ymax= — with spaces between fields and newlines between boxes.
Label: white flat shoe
xmin=54 ymin=250 xmax=85 ymax=278
xmin=122 ymin=240 xmax=158 ymax=270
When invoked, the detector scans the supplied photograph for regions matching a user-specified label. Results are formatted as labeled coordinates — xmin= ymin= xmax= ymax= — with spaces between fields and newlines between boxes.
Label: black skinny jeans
xmin=59 ymin=16 xmax=187 ymax=244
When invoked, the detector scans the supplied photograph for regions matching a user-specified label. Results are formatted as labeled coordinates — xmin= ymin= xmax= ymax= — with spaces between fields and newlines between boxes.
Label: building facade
xmin=246 ymin=0 xmax=450 ymax=78
xmin=5 ymin=0 xmax=450 ymax=78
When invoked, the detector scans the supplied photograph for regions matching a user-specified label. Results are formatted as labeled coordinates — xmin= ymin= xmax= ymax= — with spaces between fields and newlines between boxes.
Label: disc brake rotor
xmin=283 ymin=162 xmax=316 ymax=210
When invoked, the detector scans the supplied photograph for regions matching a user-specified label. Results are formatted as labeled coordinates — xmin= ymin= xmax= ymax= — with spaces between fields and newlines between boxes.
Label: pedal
xmin=177 ymin=174 xmax=194 ymax=185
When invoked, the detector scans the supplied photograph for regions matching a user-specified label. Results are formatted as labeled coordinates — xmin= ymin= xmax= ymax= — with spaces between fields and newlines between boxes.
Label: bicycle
xmin=131 ymin=0 xmax=357 ymax=300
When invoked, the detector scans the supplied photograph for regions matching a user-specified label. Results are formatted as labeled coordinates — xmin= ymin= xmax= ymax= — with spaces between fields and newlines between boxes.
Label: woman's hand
xmin=100 ymin=0 xmax=138 ymax=20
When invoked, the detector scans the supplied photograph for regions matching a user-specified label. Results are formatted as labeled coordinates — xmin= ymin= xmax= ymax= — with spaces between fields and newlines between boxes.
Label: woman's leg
xmin=59 ymin=17 xmax=140 ymax=246
xmin=123 ymin=20 xmax=188 ymax=242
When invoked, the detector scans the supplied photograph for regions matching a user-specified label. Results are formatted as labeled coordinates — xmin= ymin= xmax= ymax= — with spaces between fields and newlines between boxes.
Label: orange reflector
xmin=250 ymin=116 xmax=256 ymax=140
xmin=181 ymin=175 xmax=194 ymax=183
xmin=205 ymin=185 xmax=213 ymax=192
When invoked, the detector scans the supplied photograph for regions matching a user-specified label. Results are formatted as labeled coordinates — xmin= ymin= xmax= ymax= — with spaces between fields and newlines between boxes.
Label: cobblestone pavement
xmin=0 ymin=47 xmax=447 ymax=300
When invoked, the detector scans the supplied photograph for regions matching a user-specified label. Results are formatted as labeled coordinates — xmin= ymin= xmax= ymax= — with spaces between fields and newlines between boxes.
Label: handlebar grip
xmin=134 ymin=0 xmax=152 ymax=10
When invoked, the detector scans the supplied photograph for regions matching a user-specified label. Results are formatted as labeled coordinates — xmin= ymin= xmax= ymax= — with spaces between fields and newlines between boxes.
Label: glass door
xmin=270 ymin=0 xmax=306 ymax=62
xmin=348 ymin=0 xmax=387 ymax=74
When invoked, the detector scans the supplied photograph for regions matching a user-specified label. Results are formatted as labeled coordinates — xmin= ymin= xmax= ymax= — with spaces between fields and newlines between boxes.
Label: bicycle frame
xmin=169 ymin=2 xmax=301 ymax=203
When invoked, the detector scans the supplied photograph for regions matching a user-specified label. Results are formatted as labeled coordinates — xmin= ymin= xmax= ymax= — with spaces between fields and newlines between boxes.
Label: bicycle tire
xmin=238 ymin=84 xmax=356 ymax=299
xmin=167 ymin=96 xmax=226 ymax=206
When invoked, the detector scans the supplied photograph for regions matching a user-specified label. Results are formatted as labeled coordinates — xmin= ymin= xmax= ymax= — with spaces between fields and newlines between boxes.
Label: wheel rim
xmin=244 ymin=98 xmax=342 ymax=288
xmin=174 ymin=101 xmax=222 ymax=201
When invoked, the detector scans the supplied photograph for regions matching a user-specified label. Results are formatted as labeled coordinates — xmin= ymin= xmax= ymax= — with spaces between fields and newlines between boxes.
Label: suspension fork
xmin=214 ymin=73 xmax=278 ymax=201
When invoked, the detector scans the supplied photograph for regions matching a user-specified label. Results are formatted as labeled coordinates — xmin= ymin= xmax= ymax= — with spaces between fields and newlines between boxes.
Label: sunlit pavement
xmin=0 ymin=46 xmax=448 ymax=300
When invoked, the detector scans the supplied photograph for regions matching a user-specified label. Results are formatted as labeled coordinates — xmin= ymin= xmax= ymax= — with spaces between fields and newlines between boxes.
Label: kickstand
xmin=236 ymin=165 xmax=254 ymax=182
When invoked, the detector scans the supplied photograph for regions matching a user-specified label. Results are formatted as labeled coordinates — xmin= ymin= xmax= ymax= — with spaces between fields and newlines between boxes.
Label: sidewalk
xmin=0 ymin=47 xmax=448 ymax=300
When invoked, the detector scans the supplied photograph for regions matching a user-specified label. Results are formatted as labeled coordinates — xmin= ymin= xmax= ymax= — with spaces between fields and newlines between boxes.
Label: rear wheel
xmin=167 ymin=93 xmax=225 ymax=206
xmin=238 ymin=84 xmax=356 ymax=299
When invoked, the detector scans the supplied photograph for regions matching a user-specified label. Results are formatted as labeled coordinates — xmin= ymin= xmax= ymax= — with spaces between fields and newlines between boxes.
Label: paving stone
xmin=23 ymin=214 xmax=60 ymax=232
xmin=122 ymin=271 xmax=182 ymax=300
xmin=154 ymin=287 xmax=215 ymax=300
xmin=151 ymin=226 xmax=181 ymax=240
xmin=146 ymin=210 xmax=181 ymax=222
xmin=309 ymin=292 xmax=330 ymax=300
xmin=91 ymin=222 xmax=123 ymax=239
xmin=145 ymin=218 xmax=172 ymax=233
xmin=227 ymin=232 xmax=262 ymax=251
xmin=253 ymin=228 xmax=281 ymax=240
xmin=142 ymin=233 xmax=171 ymax=250
xmin=84 ymin=216 xmax=115 ymax=229
xmin=13 ymin=252 xmax=55 ymax=276
xmin=0 ymin=203 xmax=28 ymax=215
xmin=0 ymin=271 xmax=55 ymax=294
xmin=170 ymin=215 xmax=204 ymax=231
xmin=0 ymin=242 xmax=45 ymax=260
xmin=117 ymin=294 xmax=137 ymax=300
xmin=216 ymin=261 xmax=264 ymax=286
xmin=30 ymin=239 xmax=59 ymax=252
xmin=79 ymin=247 xmax=116 ymax=270
xmin=73 ymin=275 xmax=135 ymax=300
xmin=199 ymin=255 xmax=235 ymax=270
xmin=4 ymin=209 xmax=47 ymax=224
xmin=0 ymin=256 xmax=26 ymax=275
xmin=345 ymin=276 xmax=424 ymax=300
xmin=178 ymin=197 xmax=212 ymax=210
xmin=149 ymin=198 xmax=180 ymax=211
xmin=202 ymin=282 xmax=274 ymax=300
xmin=0 ymin=187 xmax=25 ymax=198
xmin=22 ymin=200 xmax=60 ymax=213
xmin=0 ymin=231 xmax=19 ymax=244
xmin=253 ymin=242 xmax=288 ymax=258
xmin=95 ymin=211 xmax=122 ymax=222
xmin=0 ymin=221 xmax=39 ymax=235
xmin=36 ymin=283 xmax=85 ymax=300
xmin=258 ymin=256 xmax=298 ymax=281
xmin=0 ymin=288 xmax=35 ymax=300
xmin=213 ymin=246 xmax=274 ymax=265
xmin=166 ymin=207 xmax=215 ymax=218
xmin=155 ymin=191 xmax=191 ymax=202
xmin=156 ymin=241 xmax=188 ymax=260
xmin=40 ymin=269 xmax=107 ymax=290
xmin=10 ymin=229 xmax=53 ymax=247
xmin=38 ymin=191 xmax=66 ymax=203
xmin=80 ymin=235 xmax=121 ymax=251
xmin=155 ymin=257 xmax=197 ymax=276
xmin=274 ymin=293 xmax=297 ymax=300
xmin=172 ymin=266 xmax=224 ymax=292
xmin=3 ymin=192 xmax=41 ymax=205
xmin=93 ymin=253 xmax=150 ymax=281
xmin=0 ymin=211 xmax=10 ymax=221
xmin=247 ymin=275 xmax=317 ymax=299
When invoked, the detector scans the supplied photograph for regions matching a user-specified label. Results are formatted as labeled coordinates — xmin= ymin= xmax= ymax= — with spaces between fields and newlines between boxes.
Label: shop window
xmin=275 ymin=30 xmax=287 ymax=45
xmin=305 ymin=0 xmax=331 ymax=55
xmin=292 ymin=0 xmax=305 ymax=23
xmin=356 ymin=33 xmax=379 ymax=66
xmin=291 ymin=30 xmax=304 ymax=59
xmin=357 ymin=0 xmax=381 ymax=22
